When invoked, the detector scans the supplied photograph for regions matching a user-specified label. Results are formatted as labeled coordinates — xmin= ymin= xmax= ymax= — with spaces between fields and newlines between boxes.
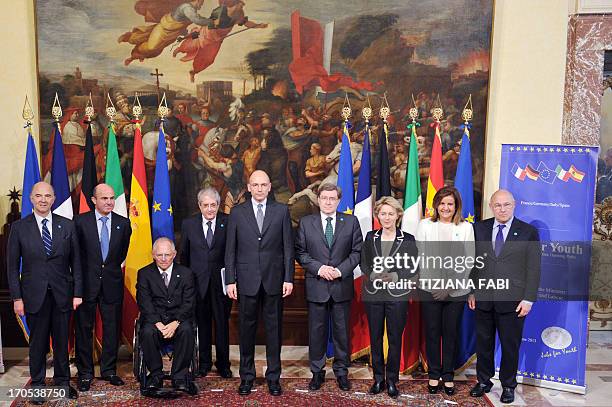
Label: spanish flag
xmin=123 ymin=122 xmax=152 ymax=344
xmin=425 ymin=121 xmax=444 ymax=217
xmin=568 ymin=165 xmax=585 ymax=182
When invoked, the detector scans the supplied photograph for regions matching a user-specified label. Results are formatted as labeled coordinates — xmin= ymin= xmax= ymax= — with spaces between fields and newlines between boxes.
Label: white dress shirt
xmin=95 ymin=210 xmax=112 ymax=240
xmin=158 ymin=263 xmax=174 ymax=284
xmin=252 ymin=198 xmax=267 ymax=217
xmin=202 ymin=215 xmax=216 ymax=235
xmin=492 ymin=216 xmax=514 ymax=244
xmin=33 ymin=212 xmax=53 ymax=239
xmin=318 ymin=211 xmax=341 ymax=278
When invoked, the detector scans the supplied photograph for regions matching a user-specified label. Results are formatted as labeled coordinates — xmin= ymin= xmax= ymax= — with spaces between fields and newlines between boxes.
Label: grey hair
xmin=197 ymin=187 xmax=221 ymax=205
xmin=152 ymin=237 xmax=176 ymax=253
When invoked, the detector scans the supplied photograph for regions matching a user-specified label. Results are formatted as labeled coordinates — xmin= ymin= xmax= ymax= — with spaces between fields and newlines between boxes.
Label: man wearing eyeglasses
xmin=136 ymin=237 xmax=197 ymax=395
xmin=468 ymin=189 xmax=541 ymax=404
xmin=180 ymin=187 xmax=232 ymax=378
xmin=225 ymin=170 xmax=295 ymax=397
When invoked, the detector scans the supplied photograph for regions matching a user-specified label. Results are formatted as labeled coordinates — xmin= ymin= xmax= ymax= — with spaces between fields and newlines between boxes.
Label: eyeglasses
xmin=319 ymin=196 xmax=339 ymax=202
xmin=492 ymin=203 xmax=514 ymax=210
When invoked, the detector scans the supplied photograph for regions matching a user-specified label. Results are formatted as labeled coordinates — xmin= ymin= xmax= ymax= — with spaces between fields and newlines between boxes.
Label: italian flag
xmin=105 ymin=124 xmax=127 ymax=217
xmin=401 ymin=124 xmax=422 ymax=234
xmin=425 ymin=121 xmax=444 ymax=217
xmin=122 ymin=122 xmax=152 ymax=343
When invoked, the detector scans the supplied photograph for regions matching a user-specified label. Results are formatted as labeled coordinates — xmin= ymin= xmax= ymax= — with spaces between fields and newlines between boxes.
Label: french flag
xmin=50 ymin=122 xmax=73 ymax=219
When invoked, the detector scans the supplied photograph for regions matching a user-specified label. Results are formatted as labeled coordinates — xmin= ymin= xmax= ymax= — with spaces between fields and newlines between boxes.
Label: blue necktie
xmin=100 ymin=216 xmax=109 ymax=261
xmin=41 ymin=218 xmax=52 ymax=256
xmin=495 ymin=224 xmax=506 ymax=257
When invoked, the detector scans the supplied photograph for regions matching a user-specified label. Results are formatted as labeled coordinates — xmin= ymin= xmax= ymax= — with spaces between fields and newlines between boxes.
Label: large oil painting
xmin=35 ymin=0 xmax=493 ymax=229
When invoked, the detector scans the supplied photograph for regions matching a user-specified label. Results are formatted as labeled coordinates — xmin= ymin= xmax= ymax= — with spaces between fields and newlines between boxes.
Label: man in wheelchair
xmin=136 ymin=237 xmax=197 ymax=396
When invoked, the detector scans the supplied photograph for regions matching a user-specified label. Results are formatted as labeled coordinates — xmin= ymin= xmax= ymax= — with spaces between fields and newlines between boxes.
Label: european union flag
xmin=454 ymin=125 xmax=476 ymax=368
xmin=336 ymin=127 xmax=355 ymax=214
xmin=537 ymin=161 xmax=556 ymax=184
xmin=152 ymin=125 xmax=174 ymax=241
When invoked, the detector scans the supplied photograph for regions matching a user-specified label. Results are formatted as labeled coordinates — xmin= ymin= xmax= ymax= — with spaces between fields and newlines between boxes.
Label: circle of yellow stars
xmin=153 ymin=201 xmax=173 ymax=215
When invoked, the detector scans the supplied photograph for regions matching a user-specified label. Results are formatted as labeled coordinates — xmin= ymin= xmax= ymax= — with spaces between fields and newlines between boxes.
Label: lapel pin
xmin=513 ymin=232 xmax=518 ymax=236
xmin=340 ymin=217 xmax=344 ymax=222
xmin=57 ymin=225 xmax=62 ymax=229
xmin=176 ymin=274 xmax=180 ymax=278
xmin=116 ymin=226 xmax=120 ymax=229
xmin=220 ymin=224 xmax=224 ymax=228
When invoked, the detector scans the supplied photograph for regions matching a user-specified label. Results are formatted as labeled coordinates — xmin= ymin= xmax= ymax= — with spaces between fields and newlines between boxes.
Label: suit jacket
xmin=75 ymin=211 xmax=131 ymax=303
xmin=360 ymin=229 xmax=418 ymax=301
xmin=136 ymin=262 xmax=195 ymax=325
xmin=224 ymin=200 xmax=294 ymax=296
xmin=7 ymin=213 xmax=82 ymax=314
xmin=295 ymin=212 xmax=362 ymax=303
xmin=180 ymin=213 xmax=228 ymax=299
xmin=472 ymin=217 xmax=541 ymax=312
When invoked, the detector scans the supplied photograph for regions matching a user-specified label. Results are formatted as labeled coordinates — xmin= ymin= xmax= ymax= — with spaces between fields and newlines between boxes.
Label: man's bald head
xmin=92 ymin=183 xmax=116 ymax=216
xmin=30 ymin=182 xmax=55 ymax=217
xmin=248 ymin=170 xmax=271 ymax=202
xmin=489 ymin=189 xmax=515 ymax=223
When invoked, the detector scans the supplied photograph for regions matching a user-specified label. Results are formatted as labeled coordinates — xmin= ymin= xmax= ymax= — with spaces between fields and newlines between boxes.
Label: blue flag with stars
xmin=454 ymin=123 xmax=476 ymax=369
xmin=152 ymin=125 xmax=174 ymax=241
xmin=336 ymin=125 xmax=355 ymax=214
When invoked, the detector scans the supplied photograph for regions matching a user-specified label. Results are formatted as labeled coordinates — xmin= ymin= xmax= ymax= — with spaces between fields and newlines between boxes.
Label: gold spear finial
xmin=431 ymin=94 xmax=443 ymax=122
xmin=105 ymin=93 xmax=116 ymax=122
xmin=379 ymin=92 xmax=390 ymax=122
xmin=341 ymin=93 xmax=351 ymax=121
xmin=51 ymin=92 xmax=62 ymax=123
xmin=132 ymin=93 xmax=142 ymax=121
xmin=362 ymin=95 xmax=372 ymax=124
xmin=85 ymin=92 xmax=95 ymax=122
xmin=409 ymin=93 xmax=419 ymax=123
xmin=158 ymin=92 xmax=169 ymax=119
xmin=22 ymin=95 xmax=34 ymax=127
xmin=462 ymin=94 xmax=473 ymax=124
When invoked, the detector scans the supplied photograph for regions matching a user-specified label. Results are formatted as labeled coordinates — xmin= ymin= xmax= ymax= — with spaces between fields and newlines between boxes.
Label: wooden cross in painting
xmin=150 ymin=68 xmax=164 ymax=104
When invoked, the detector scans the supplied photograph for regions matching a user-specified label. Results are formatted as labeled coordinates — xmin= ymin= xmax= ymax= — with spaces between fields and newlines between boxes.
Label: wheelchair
xmin=132 ymin=316 xmax=199 ymax=394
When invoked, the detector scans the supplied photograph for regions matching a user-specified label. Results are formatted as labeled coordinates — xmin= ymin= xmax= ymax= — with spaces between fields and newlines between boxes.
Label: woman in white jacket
xmin=416 ymin=186 xmax=475 ymax=396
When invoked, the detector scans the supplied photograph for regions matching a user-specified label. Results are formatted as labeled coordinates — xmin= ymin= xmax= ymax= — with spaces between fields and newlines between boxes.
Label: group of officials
xmin=8 ymin=169 xmax=540 ymax=405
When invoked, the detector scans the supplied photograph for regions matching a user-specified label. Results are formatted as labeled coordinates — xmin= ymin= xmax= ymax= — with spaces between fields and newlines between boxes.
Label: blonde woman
xmin=360 ymin=196 xmax=418 ymax=398
xmin=416 ymin=186 xmax=475 ymax=396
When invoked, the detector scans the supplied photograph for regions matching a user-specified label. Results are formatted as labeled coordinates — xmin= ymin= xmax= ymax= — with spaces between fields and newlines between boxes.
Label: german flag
xmin=525 ymin=164 xmax=540 ymax=181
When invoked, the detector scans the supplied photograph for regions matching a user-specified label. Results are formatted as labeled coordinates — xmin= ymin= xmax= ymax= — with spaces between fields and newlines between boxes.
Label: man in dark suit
xmin=225 ymin=170 xmax=295 ymax=396
xmin=74 ymin=183 xmax=132 ymax=391
xmin=136 ymin=237 xmax=197 ymax=395
xmin=468 ymin=189 xmax=541 ymax=404
xmin=295 ymin=183 xmax=362 ymax=391
xmin=7 ymin=181 xmax=81 ymax=403
xmin=180 ymin=187 xmax=232 ymax=378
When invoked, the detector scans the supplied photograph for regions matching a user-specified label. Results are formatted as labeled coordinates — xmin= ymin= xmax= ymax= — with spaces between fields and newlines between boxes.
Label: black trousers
xmin=365 ymin=300 xmax=408 ymax=383
xmin=196 ymin=280 xmax=233 ymax=371
xmin=420 ymin=291 xmax=466 ymax=381
xmin=25 ymin=289 xmax=71 ymax=387
xmin=475 ymin=307 xmax=525 ymax=388
xmin=74 ymin=297 xmax=122 ymax=378
xmin=140 ymin=322 xmax=195 ymax=381
xmin=308 ymin=298 xmax=351 ymax=377
xmin=238 ymin=284 xmax=283 ymax=381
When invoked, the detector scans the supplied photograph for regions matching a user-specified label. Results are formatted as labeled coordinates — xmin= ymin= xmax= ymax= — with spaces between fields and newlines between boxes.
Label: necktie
xmin=162 ymin=271 xmax=169 ymax=288
xmin=100 ymin=216 xmax=109 ymax=261
xmin=256 ymin=203 xmax=264 ymax=233
xmin=41 ymin=218 xmax=52 ymax=256
xmin=206 ymin=221 xmax=213 ymax=248
xmin=325 ymin=217 xmax=334 ymax=248
xmin=495 ymin=224 xmax=506 ymax=257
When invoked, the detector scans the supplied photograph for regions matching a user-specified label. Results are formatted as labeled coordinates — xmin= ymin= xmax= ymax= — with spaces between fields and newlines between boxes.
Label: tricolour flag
xmin=17 ymin=128 xmax=42 ymax=340
xmin=50 ymin=123 xmax=73 ymax=219
xmin=401 ymin=123 xmax=422 ymax=235
xmin=105 ymin=124 xmax=127 ymax=216
xmin=525 ymin=164 xmax=540 ymax=180
xmin=555 ymin=164 xmax=571 ymax=182
xmin=374 ymin=122 xmax=391 ymax=229
xmin=152 ymin=125 xmax=174 ymax=241
xmin=511 ymin=163 xmax=526 ymax=181
xmin=78 ymin=123 xmax=97 ymax=213
xmin=123 ymin=121 xmax=152 ymax=344
xmin=454 ymin=123 xmax=476 ymax=369
xmin=425 ymin=121 xmax=444 ymax=217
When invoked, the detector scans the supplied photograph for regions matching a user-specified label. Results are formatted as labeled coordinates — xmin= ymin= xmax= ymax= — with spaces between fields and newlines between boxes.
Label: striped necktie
xmin=325 ymin=217 xmax=333 ymax=248
xmin=41 ymin=218 xmax=52 ymax=256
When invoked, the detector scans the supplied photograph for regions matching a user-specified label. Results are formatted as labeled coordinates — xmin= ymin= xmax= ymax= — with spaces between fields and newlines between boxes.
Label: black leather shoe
xmin=173 ymin=379 xmax=188 ymax=392
xmin=444 ymin=383 xmax=456 ymax=396
xmin=102 ymin=375 xmax=125 ymax=386
xmin=470 ymin=382 xmax=492 ymax=397
xmin=78 ymin=377 xmax=92 ymax=392
xmin=267 ymin=380 xmax=282 ymax=396
xmin=500 ymin=387 xmax=515 ymax=404
xmin=197 ymin=368 xmax=211 ymax=378
xmin=336 ymin=376 xmax=351 ymax=391
xmin=369 ymin=380 xmax=385 ymax=394
xmin=428 ymin=380 xmax=441 ymax=394
xmin=387 ymin=380 xmax=399 ymax=398
xmin=309 ymin=372 xmax=325 ymax=391
xmin=66 ymin=385 xmax=79 ymax=399
xmin=146 ymin=375 xmax=163 ymax=390
xmin=218 ymin=368 xmax=233 ymax=378
xmin=238 ymin=379 xmax=253 ymax=395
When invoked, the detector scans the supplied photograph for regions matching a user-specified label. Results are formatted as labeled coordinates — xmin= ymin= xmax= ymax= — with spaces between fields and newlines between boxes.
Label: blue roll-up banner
xmin=498 ymin=144 xmax=598 ymax=394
